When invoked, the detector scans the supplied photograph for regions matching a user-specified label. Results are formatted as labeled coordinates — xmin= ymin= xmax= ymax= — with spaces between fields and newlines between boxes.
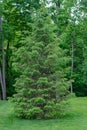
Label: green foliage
xmin=0 ymin=0 xmax=41 ymax=99
xmin=11 ymin=4 xmax=70 ymax=119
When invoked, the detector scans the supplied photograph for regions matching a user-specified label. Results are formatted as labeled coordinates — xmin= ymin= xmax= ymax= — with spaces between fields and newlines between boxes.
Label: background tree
xmin=0 ymin=1 xmax=6 ymax=100
xmin=58 ymin=0 xmax=87 ymax=96
xmin=0 ymin=0 xmax=41 ymax=98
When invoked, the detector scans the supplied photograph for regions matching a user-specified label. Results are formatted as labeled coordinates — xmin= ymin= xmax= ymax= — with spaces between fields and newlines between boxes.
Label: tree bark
xmin=70 ymin=24 xmax=75 ymax=93
xmin=2 ymin=37 xmax=6 ymax=100
xmin=0 ymin=18 xmax=6 ymax=100
xmin=0 ymin=69 xmax=3 ymax=99
xmin=55 ymin=0 xmax=60 ymax=37
xmin=71 ymin=40 xmax=74 ymax=93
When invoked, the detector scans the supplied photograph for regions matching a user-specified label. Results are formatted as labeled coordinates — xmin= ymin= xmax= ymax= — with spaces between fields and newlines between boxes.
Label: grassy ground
xmin=0 ymin=97 xmax=87 ymax=130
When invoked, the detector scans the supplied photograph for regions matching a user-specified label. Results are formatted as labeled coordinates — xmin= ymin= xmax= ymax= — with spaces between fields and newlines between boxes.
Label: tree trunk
xmin=71 ymin=40 xmax=74 ymax=93
xmin=0 ymin=69 xmax=3 ymax=99
xmin=55 ymin=0 xmax=60 ymax=37
xmin=0 ymin=18 xmax=6 ymax=100
xmin=2 ymin=38 xmax=6 ymax=100
xmin=70 ymin=24 xmax=75 ymax=93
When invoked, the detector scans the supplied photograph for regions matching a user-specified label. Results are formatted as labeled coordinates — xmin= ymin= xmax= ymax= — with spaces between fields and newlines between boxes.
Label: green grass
xmin=0 ymin=97 xmax=87 ymax=130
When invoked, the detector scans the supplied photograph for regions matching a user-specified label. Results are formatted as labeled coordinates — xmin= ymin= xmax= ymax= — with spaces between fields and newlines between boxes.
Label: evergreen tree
xmin=12 ymin=4 xmax=70 ymax=119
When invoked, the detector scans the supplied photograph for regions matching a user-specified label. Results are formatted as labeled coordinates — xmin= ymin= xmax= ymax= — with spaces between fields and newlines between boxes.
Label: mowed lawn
xmin=0 ymin=97 xmax=87 ymax=130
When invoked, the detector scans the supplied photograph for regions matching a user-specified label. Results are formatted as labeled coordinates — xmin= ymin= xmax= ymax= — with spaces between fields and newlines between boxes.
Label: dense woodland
xmin=0 ymin=0 xmax=87 ymax=119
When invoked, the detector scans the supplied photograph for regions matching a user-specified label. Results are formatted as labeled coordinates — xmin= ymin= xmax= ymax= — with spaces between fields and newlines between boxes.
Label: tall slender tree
xmin=0 ymin=17 xmax=6 ymax=100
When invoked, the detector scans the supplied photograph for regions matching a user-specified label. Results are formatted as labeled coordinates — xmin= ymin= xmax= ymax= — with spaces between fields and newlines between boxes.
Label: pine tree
xmin=12 ymin=4 xmax=70 ymax=119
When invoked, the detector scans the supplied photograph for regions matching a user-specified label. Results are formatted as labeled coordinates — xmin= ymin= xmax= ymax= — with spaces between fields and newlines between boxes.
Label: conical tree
xmin=12 ymin=4 xmax=70 ymax=119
